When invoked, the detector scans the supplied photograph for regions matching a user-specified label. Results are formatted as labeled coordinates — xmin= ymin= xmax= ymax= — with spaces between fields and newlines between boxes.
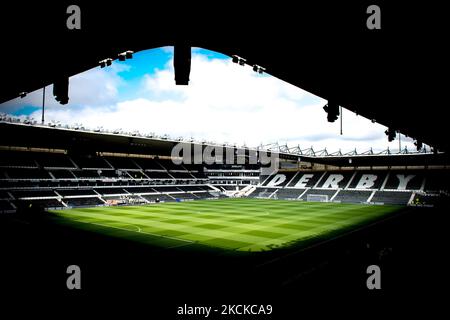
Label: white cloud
xmin=1 ymin=63 xmax=130 ymax=113
xmin=18 ymin=51 xmax=417 ymax=153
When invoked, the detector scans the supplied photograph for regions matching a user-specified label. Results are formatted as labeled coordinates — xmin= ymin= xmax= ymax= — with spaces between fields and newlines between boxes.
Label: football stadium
xmin=0 ymin=1 xmax=448 ymax=317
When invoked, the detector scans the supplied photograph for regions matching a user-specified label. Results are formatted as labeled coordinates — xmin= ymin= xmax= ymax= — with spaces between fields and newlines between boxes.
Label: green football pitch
xmin=51 ymin=198 xmax=402 ymax=252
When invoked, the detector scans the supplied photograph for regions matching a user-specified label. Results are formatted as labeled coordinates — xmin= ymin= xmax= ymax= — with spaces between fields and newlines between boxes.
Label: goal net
xmin=306 ymin=194 xmax=329 ymax=202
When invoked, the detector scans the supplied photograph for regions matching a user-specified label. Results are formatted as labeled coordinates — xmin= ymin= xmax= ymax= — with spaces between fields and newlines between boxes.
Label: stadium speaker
xmin=53 ymin=76 xmax=69 ymax=105
xmin=118 ymin=51 xmax=133 ymax=61
xmin=384 ymin=128 xmax=397 ymax=142
xmin=125 ymin=51 xmax=133 ymax=59
xmin=323 ymin=101 xmax=339 ymax=122
xmin=414 ymin=140 xmax=423 ymax=151
xmin=174 ymin=44 xmax=191 ymax=85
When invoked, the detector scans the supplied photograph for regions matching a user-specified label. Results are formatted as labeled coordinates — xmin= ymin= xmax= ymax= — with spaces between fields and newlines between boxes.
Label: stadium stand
xmin=0 ymin=200 xmax=15 ymax=212
xmin=220 ymin=185 xmax=241 ymax=191
xmin=0 ymin=150 xmax=38 ymax=168
xmin=313 ymin=171 xmax=353 ymax=189
xmin=333 ymin=190 xmax=372 ymax=203
xmin=4 ymin=168 xmax=51 ymax=179
xmin=193 ymin=191 xmax=215 ymax=199
xmin=104 ymin=157 xmax=140 ymax=170
xmin=286 ymin=172 xmax=322 ymax=188
xmin=72 ymin=170 xmax=101 ymax=179
xmin=126 ymin=171 xmax=149 ymax=179
xmin=65 ymin=197 xmax=104 ymax=207
xmin=0 ymin=190 xmax=12 ymax=199
xmin=424 ymin=171 xmax=450 ymax=192
xmin=248 ymin=187 xmax=277 ymax=198
xmin=49 ymin=170 xmax=76 ymax=179
xmin=133 ymin=158 xmax=164 ymax=170
xmin=178 ymin=185 xmax=210 ymax=192
xmin=273 ymin=188 xmax=305 ymax=200
xmin=172 ymin=193 xmax=198 ymax=200
xmin=72 ymin=156 xmax=112 ymax=169
xmin=36 ymin=153 xmax=76 ymax=169
xmin=169 ymin=171 xmax=195 ymax=179
xmin=142 ymin=194 xmax=175 ymax=202
xmin=94 ymin=188 xmax=128 ymax=195
xmin=124 ymin=186 xmax=157 ymax=194
xmin=371 ymin=191 xmax=413 ymax=205
xmin=146 ymin=171 xmax=174 ymax=180
xmin=347 ymin=171 xmax=388 ymax=190
xmin=412 ymin=193 xmax=450 ymax=207
xmin=300 ymin=188 xmax=337 ymax=200
xmin=14 ymin=198 xmax=63 ymax=209
xmin=11 ymin=190 xmax=56 ymax=198
xmin=0 ymin=135 xmax=448 ymax=211
xmin=57 ymin=189 xmax=98 ymax=196
xmin=153 ymin=186 xmax=183 ymax=193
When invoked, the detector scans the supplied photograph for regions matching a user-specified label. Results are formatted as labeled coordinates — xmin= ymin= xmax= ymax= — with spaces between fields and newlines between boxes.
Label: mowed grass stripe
xmin=54 ymin=199 xmax=401 ymax=251
xmin=56 ymin=209 xmax=284 ymax=245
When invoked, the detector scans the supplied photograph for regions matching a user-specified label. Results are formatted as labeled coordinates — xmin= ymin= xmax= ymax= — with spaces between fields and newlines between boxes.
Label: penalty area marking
xmin=69 ymin=220 xmax=195 ymax=246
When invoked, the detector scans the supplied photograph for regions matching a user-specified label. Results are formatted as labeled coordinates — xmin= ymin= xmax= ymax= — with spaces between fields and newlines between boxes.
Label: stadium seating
xmin=4 ymin=168 xmax=51 ymax=179
xmin=153 ymin=186 xmax=183 ymax=193
xmin=178 ymin=185 xmax=209 ymax=192
xmin=412 ymin=193 xmax=450 ymax=206
xmin=72 ymin=156 xmax=112 ymax=169
xmin=65 ymin=197 xmax=104 ymax=207
xmin=333 ymin=190 xmax=371 ymax=203
xmin=11 ymin=190 xmax=56 ymax=198
xmin=124 ymin=187 xmax=158 ymax=194
xmin=94 ymin=188 xmax=127 ymax=195
xmin=142 ymin=194 xmax=175 ymax=202
xmin=145 ymin=171 xmax=174 ymax=180
xmin=169 ymin=171 xmax=195 ymax=179
xmin=49 ymin=170 xmax=76 ymax=179
xmin=0 ymin=151 xmax=38 ymax=168
xmin=133 ymin=158 xmax=164 ymax=170
xmin=104 ymin=157 xmax=140 ymax=170
xmin=172 ymin=193 xmax=198 ymax=200
xmin=36 ymin=153 xmax=76 ymax=169
xmin=371 ymin=191 xmax=412 ymax=205
xmin=220 ymin=185 xmax=242 ymax=191
xmin=273 ymin=188 xmax=305 ymax=200
xmin=72 ymin=170 xmax=101 ymax=179
xmin=14 ymin=198 xmax=63 ymax=208
xmin=248 ymin=187 xmax=277 ymax=198
xmin=0 ymin=148 xmax=448 ymax=211
xmin=0 ymin=200 xmax=14 ymax=212
xmin=0 ymin=190 xmax=11 ymax=199
xmin=57 ymin=189 xmax=97 ymax=196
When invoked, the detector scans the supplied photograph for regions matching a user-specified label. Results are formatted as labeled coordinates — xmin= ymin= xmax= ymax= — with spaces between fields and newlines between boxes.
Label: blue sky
xmin=0 ymin=47 xmax=417 ymax=152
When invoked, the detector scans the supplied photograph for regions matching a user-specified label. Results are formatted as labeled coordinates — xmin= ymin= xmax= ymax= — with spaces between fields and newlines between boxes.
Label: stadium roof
xmin=1 ymin=1 xmax=448 ymax=151
xmin=2 ymin=121 xmax=448 ymax=168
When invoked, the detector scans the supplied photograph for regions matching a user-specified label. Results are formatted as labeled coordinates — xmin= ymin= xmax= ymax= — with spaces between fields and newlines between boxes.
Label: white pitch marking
xmin=83 ymin=221 xmax=194 ymax=243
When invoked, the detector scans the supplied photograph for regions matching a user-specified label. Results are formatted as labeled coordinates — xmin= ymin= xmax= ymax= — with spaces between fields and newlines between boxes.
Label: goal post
xmin=306 ymin=194 xmax=329 ymax=202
